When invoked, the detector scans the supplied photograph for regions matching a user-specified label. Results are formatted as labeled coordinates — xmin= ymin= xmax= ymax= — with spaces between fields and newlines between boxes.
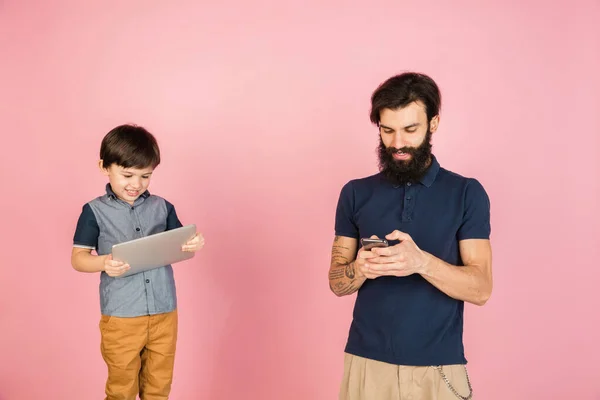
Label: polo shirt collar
xmin=420 ymin=155 xmax=440 ymax=188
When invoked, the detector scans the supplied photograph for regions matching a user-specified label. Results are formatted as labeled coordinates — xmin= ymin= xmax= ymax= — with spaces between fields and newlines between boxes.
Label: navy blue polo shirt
xmin=334 ymin=155 xmax=491 ymax=366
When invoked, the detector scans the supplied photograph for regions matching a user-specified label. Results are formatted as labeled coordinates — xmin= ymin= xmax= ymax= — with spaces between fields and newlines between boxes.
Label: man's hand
xmin=182 ymin=233 xmax=205 ymax=252
xmin=103 ymin=254 xmax=130 ymax=277
xmin=356 ymin=235 xmax=389 ymax=279
xmin=363 ymin=230 xmax=431 ymax=278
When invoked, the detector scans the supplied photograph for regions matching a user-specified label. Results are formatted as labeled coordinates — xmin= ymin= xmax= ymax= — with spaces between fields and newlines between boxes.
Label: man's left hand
xmin=365 ymin=230 xmax=431 ymax=277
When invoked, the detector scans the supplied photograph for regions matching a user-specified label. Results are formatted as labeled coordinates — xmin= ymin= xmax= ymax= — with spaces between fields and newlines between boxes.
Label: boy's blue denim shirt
xmin=73 ymin=184 xmax=183 ymax=317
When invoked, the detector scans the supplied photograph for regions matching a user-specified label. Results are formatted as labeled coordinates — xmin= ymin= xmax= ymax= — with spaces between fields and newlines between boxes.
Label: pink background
xmin=1 ymin=1 xmax=599 ymax=399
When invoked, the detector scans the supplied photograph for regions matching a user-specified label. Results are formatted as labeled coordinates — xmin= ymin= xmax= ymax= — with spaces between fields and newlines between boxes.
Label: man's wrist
xmin=418 ymin=252 xmax=435 ymax=276
xmin=354 ymin=261 xmax=370 ymax=281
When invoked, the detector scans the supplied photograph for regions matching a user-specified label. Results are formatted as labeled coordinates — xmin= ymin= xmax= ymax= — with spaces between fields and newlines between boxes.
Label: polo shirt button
xmin=406 ymin=196 xmax=411 ymax=200
xmin=146 ymin=279 xmax=150 ymax=283
xmin=136 ymin=228 xmax=140 ymax=231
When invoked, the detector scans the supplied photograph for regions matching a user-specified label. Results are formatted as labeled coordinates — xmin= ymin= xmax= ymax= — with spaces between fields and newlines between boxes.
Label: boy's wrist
xmin=99 ymin=254 xmax=109 ymax=271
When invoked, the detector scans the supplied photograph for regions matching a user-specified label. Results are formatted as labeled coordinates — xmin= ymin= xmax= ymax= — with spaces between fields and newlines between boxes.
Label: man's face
xmin=99 ymin=162 xmax=154 ymax=205
xmin=377 ymin=101 xmax=439 ymax=185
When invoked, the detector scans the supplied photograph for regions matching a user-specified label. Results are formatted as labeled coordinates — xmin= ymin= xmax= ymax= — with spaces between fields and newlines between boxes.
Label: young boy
xmin=71 ymin=124 xmax=204 ymax=400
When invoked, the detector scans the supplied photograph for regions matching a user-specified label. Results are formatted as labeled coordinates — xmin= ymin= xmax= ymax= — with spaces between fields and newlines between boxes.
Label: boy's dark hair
xmin=370 ymin=72 xmax=441 ymax=125
xmin=100 ymin=124 xmax=161 ymax=169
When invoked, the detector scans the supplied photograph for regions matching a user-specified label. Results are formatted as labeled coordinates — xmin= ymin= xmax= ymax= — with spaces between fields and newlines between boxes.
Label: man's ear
xmin=429 ymin=115 xmax=440 ymax=134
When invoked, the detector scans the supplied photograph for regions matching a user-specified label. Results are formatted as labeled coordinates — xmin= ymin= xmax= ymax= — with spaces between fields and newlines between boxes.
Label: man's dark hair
xmin=100 ymin=124 xmax=160 ymax=169
xmin=370 ymin=72 xmax=441 ymax=125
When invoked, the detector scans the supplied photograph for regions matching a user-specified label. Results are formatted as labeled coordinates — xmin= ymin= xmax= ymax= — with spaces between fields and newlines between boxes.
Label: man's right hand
xmin=356 ymin=235 xmax=384 ymax=279
xmin=103 ymin=254 xmax=130 ymax=277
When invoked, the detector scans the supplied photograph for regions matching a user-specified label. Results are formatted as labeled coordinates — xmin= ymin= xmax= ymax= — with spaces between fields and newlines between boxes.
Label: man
xmin=329 ymin=72 xmax=492 ymax=400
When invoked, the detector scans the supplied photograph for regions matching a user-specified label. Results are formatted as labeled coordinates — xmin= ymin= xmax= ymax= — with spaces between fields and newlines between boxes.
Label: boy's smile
xmin=99 ymin=162 xmax=154 ymax=205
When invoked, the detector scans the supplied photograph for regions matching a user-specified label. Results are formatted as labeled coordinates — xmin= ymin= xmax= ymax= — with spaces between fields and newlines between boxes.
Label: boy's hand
xmin=182 ymin=233 xmax=205 ymax=252
xmin=103 ymin=254 xmax=130 ymax=277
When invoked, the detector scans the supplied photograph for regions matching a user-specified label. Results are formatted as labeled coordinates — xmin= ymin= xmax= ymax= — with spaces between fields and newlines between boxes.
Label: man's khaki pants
xmin=99 ymin=310 xmax=178 ymax=400
xmin=339 ymin=353 xmax=472 ymax=400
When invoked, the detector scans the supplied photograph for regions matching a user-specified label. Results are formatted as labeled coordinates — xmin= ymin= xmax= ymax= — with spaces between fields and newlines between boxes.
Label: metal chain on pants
xmin=435 ymin=365 xmax=473 ymax=400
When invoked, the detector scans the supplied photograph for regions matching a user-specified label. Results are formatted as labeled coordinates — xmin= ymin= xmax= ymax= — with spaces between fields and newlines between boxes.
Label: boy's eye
xmin=122 ymin=174 xmax=150 ymax=179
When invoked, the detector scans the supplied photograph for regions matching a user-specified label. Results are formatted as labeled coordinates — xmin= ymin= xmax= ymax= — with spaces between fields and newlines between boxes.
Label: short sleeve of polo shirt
xmin=335 ymin=182 xmax=359 ymax=239
xmin=73 ymin=203 xmax=99 ymax=249
xmin=457 ymin=178 xmax=491 ymax=241
xmin=165 ymin=200 xmax=183 ymax=231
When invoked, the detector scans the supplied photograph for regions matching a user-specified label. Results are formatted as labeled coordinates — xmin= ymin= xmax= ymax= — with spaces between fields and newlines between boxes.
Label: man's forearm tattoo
xmin=336 ymin=283 xmax=360 ymax=296
xmin=344 ymin=262 xmax=356 ymax=279
xmin=328 ymin=262 xmax=359 ymax=295
xmin=329 ymin=236 xmax=360 ymax=295
xmin=330 ymin=281 xmax=358 ymax=295
xmin=328 ymin=268 xmax=345 ymax=280
xmin=329 ymin=279 xmax=359 ymax=296
xmin=331 ymin=246 xmax=350 ymax=264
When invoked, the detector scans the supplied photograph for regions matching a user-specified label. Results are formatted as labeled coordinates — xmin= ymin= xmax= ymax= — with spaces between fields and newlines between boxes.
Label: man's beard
xmin=377 ymin=130 xmax=433 ymax=186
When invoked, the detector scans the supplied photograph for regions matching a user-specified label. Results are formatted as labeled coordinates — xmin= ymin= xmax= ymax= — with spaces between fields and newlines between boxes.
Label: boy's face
xmin=99 ymin=161 xmax=154 ymax=205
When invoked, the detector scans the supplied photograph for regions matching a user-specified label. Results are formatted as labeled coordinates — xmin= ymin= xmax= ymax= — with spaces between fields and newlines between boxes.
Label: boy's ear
xmin=99 ymin=160 xmax=110 ymax=176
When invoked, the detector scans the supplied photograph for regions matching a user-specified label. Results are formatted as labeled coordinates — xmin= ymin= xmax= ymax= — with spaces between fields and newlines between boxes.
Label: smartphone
xmin=360 ymin=238 xmax=389 ymax=250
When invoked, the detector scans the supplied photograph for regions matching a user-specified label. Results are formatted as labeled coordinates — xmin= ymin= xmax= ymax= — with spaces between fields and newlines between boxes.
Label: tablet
xmin=112 ymin=224 xmax=197 ymax=278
